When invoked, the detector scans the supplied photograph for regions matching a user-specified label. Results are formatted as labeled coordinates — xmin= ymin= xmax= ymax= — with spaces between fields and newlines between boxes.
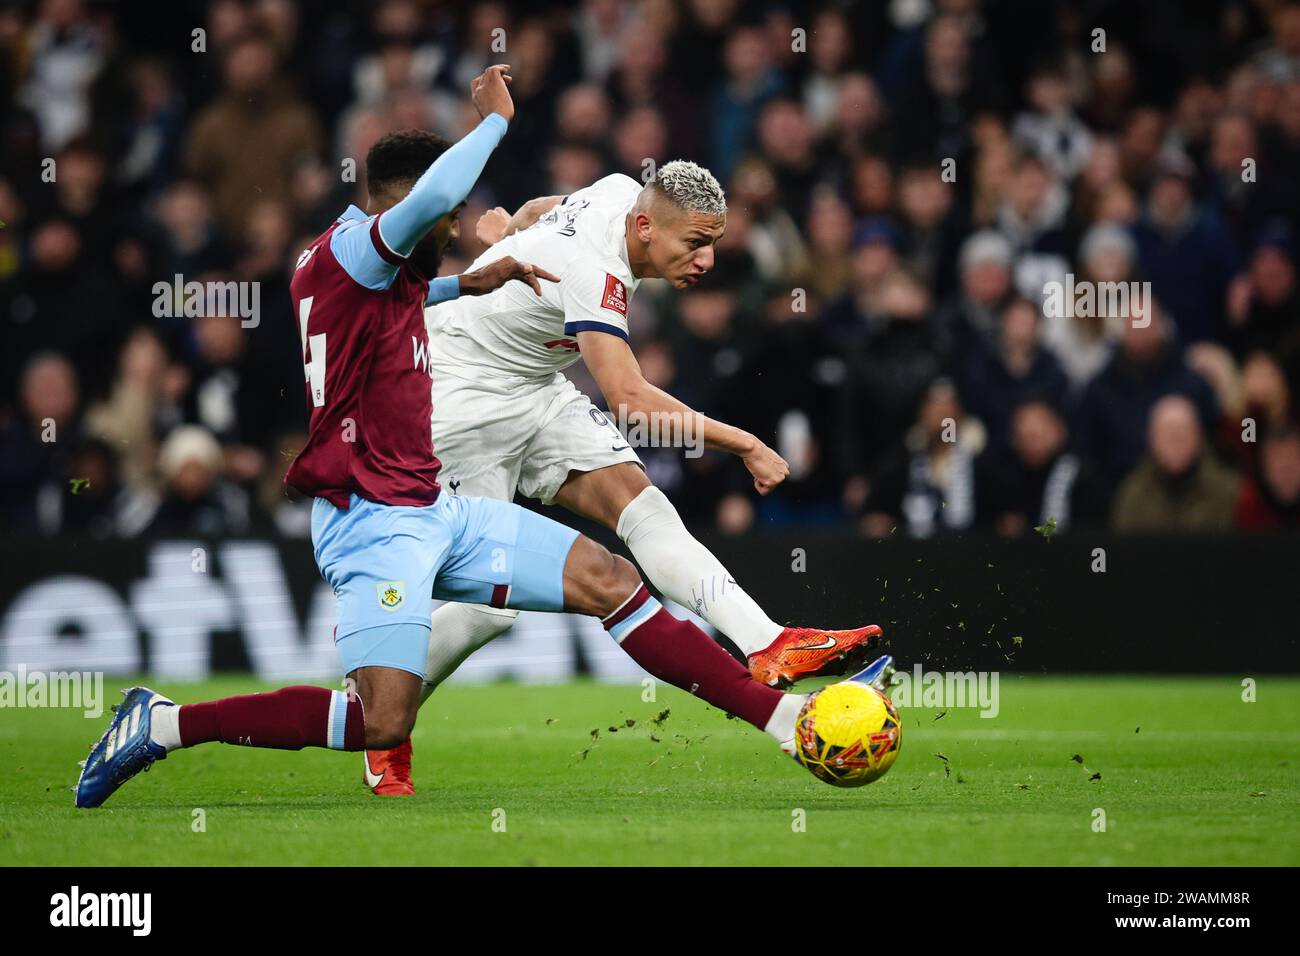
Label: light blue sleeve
xmin=328 ymin=114 xmax=509 ymax=292
xmin=378 ymin=113 xmax=509 ymax=257
xmin=426 ymin=275 xmax=461 ymax=305
xmin=329 ymin=218 xmax=396 ymax=291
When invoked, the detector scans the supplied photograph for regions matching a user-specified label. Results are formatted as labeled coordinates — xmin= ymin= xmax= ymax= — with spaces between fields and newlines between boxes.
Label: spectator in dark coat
xmin=861 ymin=379 xmax=986 ymax=539
xmin=977 ymin=399 xmax=1108 ymax=537
xmin=957 ymin=296 xmax=1070 ymax=451
xmin=182 ymin=312 xmax=297 ymax=487
xmin=0 ymin=352 xmax=83 ymax=531
xmin=1132 ymin=156 xmax=1239 ymax=344
xmin=1225 ymin=223 xmax=1299 ymax=358
xmin=891 ymin=14 xmax=1005 ymax=165
xmin=933 ymin=229 xmax=1015 ymax=360
xmin=1076 ymin=304 xmax=1218 ymax=487
xmin=35 ymin=436 xmax=154 ymax=538
xmin=840 ymin=269 xmax=945 ymax=471
xmin=822 ymin=216 xmax=904 ymax=347
xmin=1205 ymin=112 xmax=1299 ymax=256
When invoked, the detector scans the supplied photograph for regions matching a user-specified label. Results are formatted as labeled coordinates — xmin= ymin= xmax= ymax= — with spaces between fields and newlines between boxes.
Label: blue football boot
xmin=844 ymin=654 xmax=897 ymax=692
xmin=75 ymin=687 xmax=171 ymax=808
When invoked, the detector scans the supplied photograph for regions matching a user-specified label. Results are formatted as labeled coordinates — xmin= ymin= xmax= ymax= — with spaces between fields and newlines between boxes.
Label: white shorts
xmin=430 ymin=365 xmax=642 ymax=504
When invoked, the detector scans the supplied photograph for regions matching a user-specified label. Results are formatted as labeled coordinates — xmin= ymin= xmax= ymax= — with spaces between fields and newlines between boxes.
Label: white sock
xmin=616 ymin=486 xmax=784 ymax=657
xmin=419 ymin=603 xmax=519 ymax=705
xmin=149 ymin=701 xmax=182 ymax=752
xmin=763 ymin=693 xmax=807 ymax=755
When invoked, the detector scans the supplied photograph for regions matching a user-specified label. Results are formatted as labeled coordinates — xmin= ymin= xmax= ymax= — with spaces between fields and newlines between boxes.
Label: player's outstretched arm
xmin=426 ymin=256 xmax=559 ymax=306
xmin=577 ymin=330 xmax=790 ymax=494
xmin=459 ymin=256 xmax=560 ymax=297
xmin=475 ymin=195 xmax=565 ymax=246
xmin=378 ymin=65 xmax=516 ymax=257
xmin=426 ymin=257 xmax=559 ymax=305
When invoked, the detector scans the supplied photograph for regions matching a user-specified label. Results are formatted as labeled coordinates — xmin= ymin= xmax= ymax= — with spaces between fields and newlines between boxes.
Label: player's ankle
xmin=149 ymin=701 xmax=183 ymax=752
xmin=763 ymin=693 xmax=807 ymax=748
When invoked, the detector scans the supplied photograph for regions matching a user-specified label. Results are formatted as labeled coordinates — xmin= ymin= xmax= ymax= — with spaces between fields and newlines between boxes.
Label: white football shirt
xmin=426 ymin=173 xmax=643 ymax=379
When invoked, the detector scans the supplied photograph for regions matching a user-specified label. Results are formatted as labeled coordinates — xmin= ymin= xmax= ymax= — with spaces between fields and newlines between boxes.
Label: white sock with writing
xmin=616 ymin=487 xmax=784 ymax=656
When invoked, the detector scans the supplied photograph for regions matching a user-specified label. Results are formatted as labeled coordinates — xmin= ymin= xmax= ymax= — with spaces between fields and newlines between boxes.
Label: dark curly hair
xmin=365 ymin=130 xmax=451 ymax=197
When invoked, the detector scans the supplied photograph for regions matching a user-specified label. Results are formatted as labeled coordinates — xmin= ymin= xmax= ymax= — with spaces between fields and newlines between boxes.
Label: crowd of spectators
xmin=1 ymin=0 xmax=1298 ymax=540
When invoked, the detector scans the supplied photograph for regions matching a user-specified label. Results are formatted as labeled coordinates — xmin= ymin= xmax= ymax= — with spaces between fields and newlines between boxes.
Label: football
xmin=793 ymin=682 xmax=902 ymax=788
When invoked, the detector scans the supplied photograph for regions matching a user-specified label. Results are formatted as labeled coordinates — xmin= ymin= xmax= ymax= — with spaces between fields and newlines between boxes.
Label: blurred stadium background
xmin=0 ymin=0 xmax=1297 ymax=680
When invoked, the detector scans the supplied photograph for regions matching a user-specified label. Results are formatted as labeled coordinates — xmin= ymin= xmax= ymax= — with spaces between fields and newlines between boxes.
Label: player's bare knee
xmin=564 ymin=537 xmax=642 ymax=617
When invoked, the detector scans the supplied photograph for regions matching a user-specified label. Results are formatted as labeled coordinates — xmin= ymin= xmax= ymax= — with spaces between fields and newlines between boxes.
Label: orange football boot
xmin=747 ymin=625 xmax=884 ymax=689
xmin=364 ymin=737 xmax=415 ymax=795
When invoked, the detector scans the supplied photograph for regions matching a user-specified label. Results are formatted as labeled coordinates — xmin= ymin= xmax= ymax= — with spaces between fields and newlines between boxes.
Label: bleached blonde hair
xmin=644 ymin=160 xmax=727 ymax=217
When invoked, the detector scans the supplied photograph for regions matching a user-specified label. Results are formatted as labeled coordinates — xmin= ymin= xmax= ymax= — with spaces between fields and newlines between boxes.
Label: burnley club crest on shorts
xmin=376 ymin=581 xmax=405 ymax=612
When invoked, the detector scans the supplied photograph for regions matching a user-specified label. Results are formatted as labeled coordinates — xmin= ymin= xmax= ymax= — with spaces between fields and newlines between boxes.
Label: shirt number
xmin=298 ymin=296 xmax=326 ymax=407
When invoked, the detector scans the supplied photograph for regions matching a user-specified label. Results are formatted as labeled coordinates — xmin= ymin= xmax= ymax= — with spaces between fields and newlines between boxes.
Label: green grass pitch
xmin=2 ymin=675 xmax=1297 ymax=866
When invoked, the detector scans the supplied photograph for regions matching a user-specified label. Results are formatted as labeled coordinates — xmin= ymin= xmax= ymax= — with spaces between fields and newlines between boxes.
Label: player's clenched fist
xmin=475 ymin=207 xmax=511 ymax=246
xmin=743 ymin=441 xmax=790 ymax=495
xmin=460 ymin=255 xmax=559 ymax=297
xmin=472 ymin=64 xmax=515 ymax=123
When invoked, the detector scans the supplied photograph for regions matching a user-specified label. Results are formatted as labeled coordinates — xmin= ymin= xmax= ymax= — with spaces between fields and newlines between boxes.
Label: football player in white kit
xmin=363 ymin=161 xmax=883 ymax=794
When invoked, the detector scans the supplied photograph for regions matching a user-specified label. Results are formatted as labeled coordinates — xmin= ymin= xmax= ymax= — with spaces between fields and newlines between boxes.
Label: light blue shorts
xmin=311 ymin=493 xmax=579 ymax=678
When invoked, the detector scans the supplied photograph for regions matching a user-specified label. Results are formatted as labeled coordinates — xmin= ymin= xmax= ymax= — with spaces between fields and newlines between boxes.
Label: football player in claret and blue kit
xmin=75 ymin=65 xmax=852 ymax=808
